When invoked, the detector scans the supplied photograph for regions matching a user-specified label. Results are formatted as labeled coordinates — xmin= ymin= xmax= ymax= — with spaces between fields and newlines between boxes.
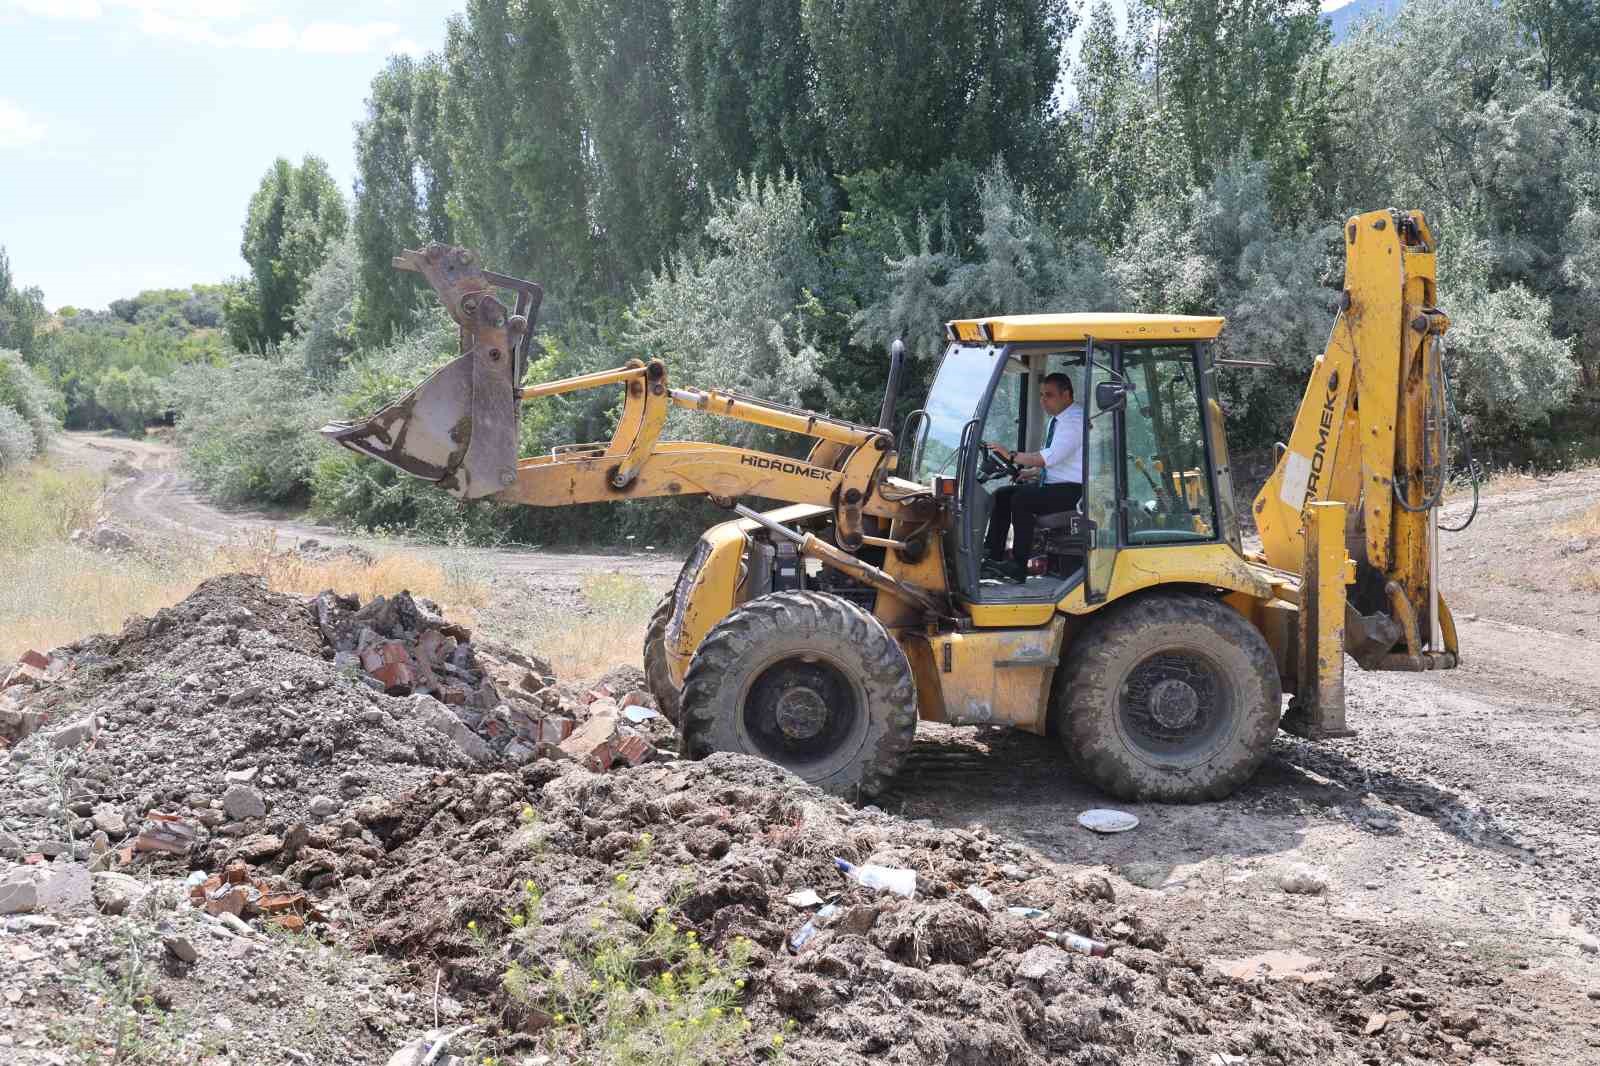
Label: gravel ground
xmin=5 ymin=432 xmax=1595 ymax=1065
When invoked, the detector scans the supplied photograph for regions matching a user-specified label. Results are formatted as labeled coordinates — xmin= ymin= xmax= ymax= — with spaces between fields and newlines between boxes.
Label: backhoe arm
xmin=1253 ymin=210 xmax=1458 ymax=689
xmin=321 ymin=244 xmax=927 ymax=550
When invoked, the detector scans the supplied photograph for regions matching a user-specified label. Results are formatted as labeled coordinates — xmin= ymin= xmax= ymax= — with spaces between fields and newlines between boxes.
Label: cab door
xmin=1081 ymin=341 xmax=1122 ymax=604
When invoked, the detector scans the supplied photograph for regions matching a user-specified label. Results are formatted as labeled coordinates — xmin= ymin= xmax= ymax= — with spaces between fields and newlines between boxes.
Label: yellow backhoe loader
xmin=323 ymin=209 xmax=1458 ymax=802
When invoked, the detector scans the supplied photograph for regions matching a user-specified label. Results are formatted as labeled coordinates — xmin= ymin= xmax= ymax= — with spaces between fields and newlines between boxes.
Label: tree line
xmin=6 ymin=0 xmax=1599 ymax=544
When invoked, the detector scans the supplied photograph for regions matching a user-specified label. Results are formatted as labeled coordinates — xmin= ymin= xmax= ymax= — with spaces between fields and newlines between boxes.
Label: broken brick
xmin=613 ymin=729 xmax=656 ymax=768
xmin=17 ymin=649 xmax=49 ymax=671
xmin=369 ymin=660 xmax=415 ymax=695
xmin=559 ymin=714 xmax=623 ymax=771
xmin=359 ymin=640 xmax=411 ymax=675
xmin=2 ymin=662 xmax=48 ymax=690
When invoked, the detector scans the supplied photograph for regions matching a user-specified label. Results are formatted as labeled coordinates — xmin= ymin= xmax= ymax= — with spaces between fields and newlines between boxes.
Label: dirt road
xmin=50 ymin=431 xmax=686 ymax=595
xmin=56 ymin=432 xmax=1600 ymax=1061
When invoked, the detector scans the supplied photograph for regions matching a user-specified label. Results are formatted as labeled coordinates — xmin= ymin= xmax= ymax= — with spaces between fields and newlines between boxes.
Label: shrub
xmin=0 ymin=348 xmax=63 ymax=450
xmin=168 ymin=354 xmax=334 ymax=505
xmin=94 ymin=365 xmax=163 ymax=435
xmin=0 ymin=404 xmax=35 ymax=473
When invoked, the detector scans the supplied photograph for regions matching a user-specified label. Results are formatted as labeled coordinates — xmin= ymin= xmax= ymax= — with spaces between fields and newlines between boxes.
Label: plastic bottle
xmin=1046 ymin=930 xmax=1110 ymax=957
xmin=834 ymin=858 xmax=917 ymax=898
xmin=788 ymin=904 xmax=839 ymax=952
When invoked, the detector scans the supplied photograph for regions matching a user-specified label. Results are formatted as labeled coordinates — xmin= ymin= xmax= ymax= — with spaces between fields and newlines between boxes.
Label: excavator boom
xmin=1252 ymin=209 xmax=1458 ymax=734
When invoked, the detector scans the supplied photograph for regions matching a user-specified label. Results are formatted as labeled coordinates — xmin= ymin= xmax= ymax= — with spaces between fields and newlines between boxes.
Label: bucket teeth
xmin=319 ymin=246 xmax=542 ymax=500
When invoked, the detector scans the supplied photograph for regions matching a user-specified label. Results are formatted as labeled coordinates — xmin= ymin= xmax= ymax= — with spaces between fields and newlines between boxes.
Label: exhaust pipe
xmin=320 ymin=245 xmax=542 ymax=499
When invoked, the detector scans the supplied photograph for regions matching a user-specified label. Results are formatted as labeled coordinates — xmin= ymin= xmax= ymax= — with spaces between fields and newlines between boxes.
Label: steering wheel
xmin=978 ymin=445 xmax=1023 ymax=484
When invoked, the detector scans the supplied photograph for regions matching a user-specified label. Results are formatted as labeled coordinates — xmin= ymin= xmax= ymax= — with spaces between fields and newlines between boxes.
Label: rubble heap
xmin=0 ymin=574 xmax=665 ymax=883
xmin=356 ymin=755 xmax=1367 ymax=1066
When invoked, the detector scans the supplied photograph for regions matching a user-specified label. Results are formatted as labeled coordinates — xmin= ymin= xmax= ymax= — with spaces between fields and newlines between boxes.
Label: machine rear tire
xmin=1054 ymin=593 xmax=1281 ymax=802
xmin=642 ymin=591 xmax=683 ymax=725
xmin=680 ymin=591 xmax=916 ymax=799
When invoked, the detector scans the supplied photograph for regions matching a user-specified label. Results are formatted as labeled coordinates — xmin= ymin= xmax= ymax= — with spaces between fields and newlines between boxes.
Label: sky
xmin=0 ymin=0 xmax=1362 ymax=312
xmin=0 ymin=0 xmax=458 ymax=310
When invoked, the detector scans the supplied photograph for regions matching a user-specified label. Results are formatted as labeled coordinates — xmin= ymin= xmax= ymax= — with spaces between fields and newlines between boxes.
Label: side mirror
xmin=1095 ymin=380 xmax=1131 ymax=412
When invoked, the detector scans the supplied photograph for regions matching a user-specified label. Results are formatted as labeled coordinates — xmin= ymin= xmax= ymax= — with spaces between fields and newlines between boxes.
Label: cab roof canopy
xmin=947 ymin=312 xmax=1226 ymax=344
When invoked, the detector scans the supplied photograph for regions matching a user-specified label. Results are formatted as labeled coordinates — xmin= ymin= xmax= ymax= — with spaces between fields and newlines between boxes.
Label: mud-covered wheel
xmin=642 ymin=591 xmax=683 ymax=725
xmin=680 ymin=590 xmax=916 ymax=799
xmin=1054 ymin=593 xmax=1281 ymax=803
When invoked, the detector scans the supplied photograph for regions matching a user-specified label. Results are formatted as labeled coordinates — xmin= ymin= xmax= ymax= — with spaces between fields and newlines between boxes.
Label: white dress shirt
xmin=1039 ymin=403 xmax=1083 ymax=486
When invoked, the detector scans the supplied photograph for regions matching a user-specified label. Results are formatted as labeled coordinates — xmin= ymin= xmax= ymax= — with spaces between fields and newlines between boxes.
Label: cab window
xmin=1119 ymin=344 xmax=1217 ymax=544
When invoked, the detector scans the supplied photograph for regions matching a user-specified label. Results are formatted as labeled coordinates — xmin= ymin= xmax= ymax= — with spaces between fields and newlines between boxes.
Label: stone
xmin=92 ymin=871 xmax=150 ymax=915
xmin=1364 ymin=1012 xmax=1387 ymax=1035
xmin=0 ymin=863 xmax=92 ymax=915
xmin=309 ymin=795 xmax=339 ymax=818
xmin=222 ymin=785 xmax=267 ymax=821
xmin=91 ymin=805 xmax=128 ymax=836
xmin=163 ymin=935 xmax=199 ymax=963
xmin=225 ymin=767 xmax=260 ymax=785
xmin=1577 ymin=933 xmax=1599 ymax=956
xmin=1277 ymin=866 xmax=1328 ymax=895
xmin=48 ymin=715 xmax=100 ymax=750
xmin=0 ymin=868 xmax=41 ymax=914
xmin=227 ymin=685 xmax=264 ymax=707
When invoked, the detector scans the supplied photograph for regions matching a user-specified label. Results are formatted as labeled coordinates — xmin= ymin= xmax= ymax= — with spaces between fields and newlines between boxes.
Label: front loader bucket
xmin=320 ymin=245 xmax=542 ymax=500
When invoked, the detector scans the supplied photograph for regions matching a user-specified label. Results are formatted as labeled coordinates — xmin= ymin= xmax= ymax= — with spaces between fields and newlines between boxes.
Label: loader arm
xmin=1252 ymin=209 xmax=1458 ymax=733
xmin=321 ymin=244 xmax=933 ymax=553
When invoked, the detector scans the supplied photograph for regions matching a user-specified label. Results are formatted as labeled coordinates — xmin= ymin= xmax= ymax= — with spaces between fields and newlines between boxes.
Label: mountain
xmin=1325 ymin=0 xmax=1404 ymax=41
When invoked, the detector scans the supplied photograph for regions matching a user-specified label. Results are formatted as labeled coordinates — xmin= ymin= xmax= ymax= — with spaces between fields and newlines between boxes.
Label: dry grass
xmin=506 ymin=571 xmax=660 ymax=682
xmin=0 ymin=465 xmax=489 ymax=663
xmin=212 ymin=529 xmax=488 ymax=617
xmin=1557 ymin=501 xmax=1600 ymax=539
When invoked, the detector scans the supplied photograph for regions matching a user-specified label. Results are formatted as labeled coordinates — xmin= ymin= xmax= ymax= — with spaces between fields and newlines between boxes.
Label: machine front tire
xmin=642 ymin=591 xmax=683 ymax=725
xmin=680 ymin=591 xmax=916 ymax=799
xmin=1054 ymin=593 xmax=1281 ymax=803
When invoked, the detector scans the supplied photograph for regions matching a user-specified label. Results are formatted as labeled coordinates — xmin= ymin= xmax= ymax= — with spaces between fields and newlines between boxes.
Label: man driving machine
xmin=982 ymin=372 xmax=1083 ymax=580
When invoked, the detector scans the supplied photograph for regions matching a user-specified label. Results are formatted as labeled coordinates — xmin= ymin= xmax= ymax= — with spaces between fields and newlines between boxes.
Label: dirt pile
xmin=358 ymin=754 xmax=1366 ymax=1065
xmin=0 ymin=574 xmax=660 ymax=885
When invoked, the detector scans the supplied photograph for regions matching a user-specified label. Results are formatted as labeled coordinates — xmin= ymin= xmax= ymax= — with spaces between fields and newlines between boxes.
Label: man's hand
xmin=1016 ymin=466 xmax=1041 ymax=482
xmin=983 ymin=441 xmax=1011 ymax=461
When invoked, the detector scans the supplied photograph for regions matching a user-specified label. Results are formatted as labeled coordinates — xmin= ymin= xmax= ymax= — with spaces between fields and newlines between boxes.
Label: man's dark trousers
xmin=985 ymin=482 xmax=1083 ymax=560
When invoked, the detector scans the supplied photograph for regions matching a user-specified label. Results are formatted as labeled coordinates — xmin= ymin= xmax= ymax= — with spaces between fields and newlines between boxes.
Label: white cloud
xmin=9 ymin=0 xmax=103 ymax=18
xmin=391 ymin=38 xmax=426 ymax=58
xmin=6 ymin=1 xmax=406 ymax=54
xmin=0 ymin=98 xmax=46 ymax=149
xmin=295 ymin=20 xmax=400 ymax=54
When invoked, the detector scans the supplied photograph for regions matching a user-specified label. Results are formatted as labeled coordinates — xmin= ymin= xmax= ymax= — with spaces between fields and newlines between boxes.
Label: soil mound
xmin=359 ymin=754 xmax=1364 ymax=1065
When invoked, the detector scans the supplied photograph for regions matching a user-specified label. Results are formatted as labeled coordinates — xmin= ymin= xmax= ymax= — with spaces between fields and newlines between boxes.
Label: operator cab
xmin=909 ymin=313 xmax=1234 ymax=610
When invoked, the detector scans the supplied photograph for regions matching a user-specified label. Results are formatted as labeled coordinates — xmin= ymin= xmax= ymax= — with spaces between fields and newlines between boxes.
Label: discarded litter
xmin=784 ymin=888 xmax=824 ymax=908
xmin=1007 ymin=906 xmax=1049 ymax=920
xmin=964 ymin=884 xmax=999 ymax=912
xmin=621 ymin=704 xmax=661 ymax=724
xmin=1077 ymin=809 xmax=1139 ymax=834
xmin=1046 ymin=930 xmax=1111 ymax=956
xmin=835 ymin=858 xmax=916 ymax=898
xmin=788 ymin=903 xmax=839 ymax=952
